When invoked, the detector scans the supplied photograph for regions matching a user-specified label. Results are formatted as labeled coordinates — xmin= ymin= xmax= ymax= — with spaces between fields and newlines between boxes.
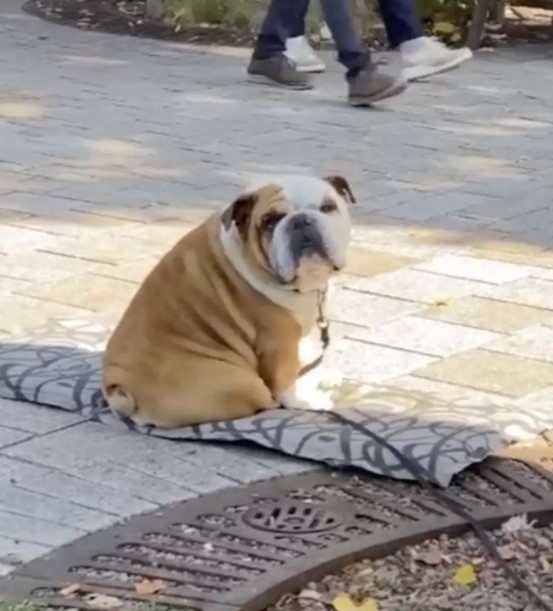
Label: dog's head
xmin=221 ymin=175 xmax=355 ymax=293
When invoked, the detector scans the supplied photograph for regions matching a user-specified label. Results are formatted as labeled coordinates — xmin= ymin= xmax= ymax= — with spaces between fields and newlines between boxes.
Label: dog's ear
xmin=221 ymin=191 xmax=258 ymax=236
xmin=324 ymin=175 xmax=356 ymax=204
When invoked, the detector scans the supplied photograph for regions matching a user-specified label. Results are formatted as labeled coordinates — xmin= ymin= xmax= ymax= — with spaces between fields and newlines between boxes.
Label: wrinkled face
xmin=221 ymin=175 xmax=355 ymax=293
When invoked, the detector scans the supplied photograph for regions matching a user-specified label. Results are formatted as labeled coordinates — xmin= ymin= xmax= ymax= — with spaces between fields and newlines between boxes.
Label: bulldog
xmin=102 ymin=174 xmax=355 ymax=427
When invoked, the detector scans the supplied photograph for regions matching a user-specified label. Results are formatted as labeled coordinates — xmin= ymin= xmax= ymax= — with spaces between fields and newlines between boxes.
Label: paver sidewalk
xmin=2 ymin=0 xmax=553 ymax=577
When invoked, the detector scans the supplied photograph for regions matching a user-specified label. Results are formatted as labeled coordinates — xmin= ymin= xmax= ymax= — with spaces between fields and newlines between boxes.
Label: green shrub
xmin=163 ymin=0 xmax=325 ymax=32
xmin=163 ymin=0 xmax=263 ymax=28
xmin=161 ymin=0 xmax=474 ymax=42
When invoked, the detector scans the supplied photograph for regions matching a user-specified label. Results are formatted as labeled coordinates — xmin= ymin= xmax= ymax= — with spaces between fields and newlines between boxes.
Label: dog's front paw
xmin=277 ymin=386 xmax=334 ymax=412
xmin=318 ymin=368 xmax=344 ymax=390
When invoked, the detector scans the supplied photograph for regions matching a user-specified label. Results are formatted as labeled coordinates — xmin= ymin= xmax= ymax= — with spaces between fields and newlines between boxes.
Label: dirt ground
xmin=273 ymin=517 xmax=553 ymax=611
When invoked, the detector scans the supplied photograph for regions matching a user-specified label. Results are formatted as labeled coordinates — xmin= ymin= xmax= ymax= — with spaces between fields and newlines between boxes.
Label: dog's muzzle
xmin=287 ymin=213 xmax=328 ymax=264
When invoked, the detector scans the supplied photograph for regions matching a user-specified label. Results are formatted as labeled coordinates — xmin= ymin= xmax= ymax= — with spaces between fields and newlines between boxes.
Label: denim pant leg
xmin=290 ymin=0 xmax=310 ymax=37
xmin=319 ymin=0 xmax=370 ymax=75
xmin=378 ymin=0 xmax=423 ymax=48
xmin=253 ymin=0 xmax=311 ymax=59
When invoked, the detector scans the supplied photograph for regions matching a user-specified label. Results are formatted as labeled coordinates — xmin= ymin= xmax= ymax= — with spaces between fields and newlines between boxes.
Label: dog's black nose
xmin=290 ymin=214 xmax=313 ymax=231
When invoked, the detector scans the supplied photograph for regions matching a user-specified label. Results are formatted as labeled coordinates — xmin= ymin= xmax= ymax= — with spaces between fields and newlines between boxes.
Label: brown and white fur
xmin=102 ymin=174 xmax=355 ymax=427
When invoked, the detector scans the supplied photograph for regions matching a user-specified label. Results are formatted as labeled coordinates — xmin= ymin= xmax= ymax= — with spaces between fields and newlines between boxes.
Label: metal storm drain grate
xmin=3 ymin=449 xmax=553 ymax=611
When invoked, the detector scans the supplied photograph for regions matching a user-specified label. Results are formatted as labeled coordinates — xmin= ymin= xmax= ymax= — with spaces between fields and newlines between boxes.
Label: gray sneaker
xmin=347 ymin=64 xmax=407 ymax=107
xmin=248 ymin=55 xmax=314 ymax=90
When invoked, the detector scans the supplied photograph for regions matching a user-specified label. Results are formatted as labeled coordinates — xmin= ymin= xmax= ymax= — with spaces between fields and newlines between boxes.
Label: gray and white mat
xmin=0 ymin=318 xmax=551 ymax=487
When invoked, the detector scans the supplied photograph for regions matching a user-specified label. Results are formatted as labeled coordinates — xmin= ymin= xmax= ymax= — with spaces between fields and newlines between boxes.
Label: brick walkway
xmin=2 ymin=0 xmax=553 ymax=577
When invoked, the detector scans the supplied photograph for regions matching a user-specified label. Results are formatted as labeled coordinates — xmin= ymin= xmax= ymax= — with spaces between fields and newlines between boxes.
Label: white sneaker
xmin=399 ymin=36 xmax=472 ymax=82
xmin=285 ymin=36 xmax=326 ymax=73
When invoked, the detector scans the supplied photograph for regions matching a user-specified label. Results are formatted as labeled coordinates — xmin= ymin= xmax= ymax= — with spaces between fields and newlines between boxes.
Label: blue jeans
xmin=253 ymin=0 xmax=369 ymax=75
xmin=377 ymin=0 xmax=423 ymax=48
xmin=253 ymin=0 xmax=422 ymax=74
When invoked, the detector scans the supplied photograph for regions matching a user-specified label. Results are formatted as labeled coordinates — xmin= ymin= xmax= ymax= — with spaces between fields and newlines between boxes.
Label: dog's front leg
xmin=258 ymin=331 xmax=335 ymax=412
xmin=277 ymin=376 xmax=335 ymax=412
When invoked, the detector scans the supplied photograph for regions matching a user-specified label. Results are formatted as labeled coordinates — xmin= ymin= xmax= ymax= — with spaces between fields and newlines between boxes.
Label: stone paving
xmin=2 ymin=0 xmax=553 ymax=580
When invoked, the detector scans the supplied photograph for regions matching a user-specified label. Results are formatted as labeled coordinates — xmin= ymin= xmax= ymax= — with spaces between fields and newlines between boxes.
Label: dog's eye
xmin=320 ymin=201 xmax=337 ymax=214
xmin=262 ymin=213 xmax=285 ymax=231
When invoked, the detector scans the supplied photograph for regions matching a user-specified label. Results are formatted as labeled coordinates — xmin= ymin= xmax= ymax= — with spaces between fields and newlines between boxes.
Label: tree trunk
xmin=146 ymin=0 xmax=164 ymax=21
xmin=467 ymin=0 xmax=493 ymax=48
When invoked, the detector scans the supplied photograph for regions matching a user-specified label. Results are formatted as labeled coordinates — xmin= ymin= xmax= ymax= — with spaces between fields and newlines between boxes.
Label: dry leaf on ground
xmin=453 ymin=563 xmax=477 ymax=586
xmin=59 ymin=583 xmax=81 ymax=597
xmin=501 ymin=514 xmax=537 ymax=534
xmin=499 ymin=545 xmax=515 ymax=560
xmin=417 ymin=549 xmax=443 ymax=566
xmin=297 ymin=588 xmax=323 ymax=602
xmin=333 ymin=593 xmax=379 ymax=611
xmin=134 ymin=578 xmax=167 ymax=595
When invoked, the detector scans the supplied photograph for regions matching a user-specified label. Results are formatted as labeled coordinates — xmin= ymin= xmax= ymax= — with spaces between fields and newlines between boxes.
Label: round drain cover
xmin=242 ymin=501 xmax=343 ymax=534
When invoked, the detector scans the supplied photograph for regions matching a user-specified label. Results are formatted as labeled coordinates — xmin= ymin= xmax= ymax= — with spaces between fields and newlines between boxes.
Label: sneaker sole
xmin=296 ymin=64 xmax=326 ymax=74
xmin=348 ymin=76 xmax=408 ymax=107
xmin=248 ymin=73 xmax=314 ymax=90
xmin=404 ymin=49 xmax=473 ymax=82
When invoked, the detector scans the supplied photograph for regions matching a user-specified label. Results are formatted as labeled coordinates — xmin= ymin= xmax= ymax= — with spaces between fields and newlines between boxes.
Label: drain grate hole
xmin=118 ymin=544 xmax=266 ymax=575
xmin=354 ymin=513 xmax=399 ymax=529
xmin=224 ymin=504 xmax=249 ymax=514
xmin=347 ymin=478 xmax=448 ymax=516
xmin=521 ymin=459 xmax=553 ymax=491
xmin=243 ymin=502 xmax=344 ymax=535
xmin=31 ymin=586 xmax=201 ymax=610
xmin=502 ymin=460 xmax=553 ymax=496
xmin=195 ymin=514 xmax=236 ymax=528
xmin=456 ymin=472 xmax=520 ymax=506
xmin=314 ymin=485 xmax=414 ymax=524
xmin=348 ymin=477 xmax=445 ymax=515
xmin=314 ymin=484 xmax=355 ymax=501
xmin=274 ymin=535 xmax=325 ymax=549
xmin=138 ymin=534 xmax=286 ymax=565
xmin=251 ymin=496 xmax=279 ymax=505
xmin=317 ymin=532 xmax=349 ymax=543
xmin=287 ymin=489 xmax=325 ymax=503
xmin=348 ymin=477 xmax=400 ymax=500
xmin=344 ymin=525 xmax=373 ymax=536
xmin=69 ymin=563 xmax=238 ymax=590
xmin=69 ymin=565 xmax=145 ymax=584
xmin=171 ymin=524 xmax=304 ymax=558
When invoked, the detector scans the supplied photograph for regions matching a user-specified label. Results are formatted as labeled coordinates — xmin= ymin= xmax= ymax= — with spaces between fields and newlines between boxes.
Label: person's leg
xmin=290 ymin=0 xmax=309 ymax=38
xmin=249 ymin=0 xmax=313 ymax=89
xmin=378 ymin=0 xmax=422 ymax=49
xmin=378 ymin=0 xmax=472 ymax=81
xmin=318 ymin=0 xmax=407 ymax=106
xmin=285 ymin=0 xmax=327 ymax=73
xmin=319 ymin=0 xmax=369 ymax=76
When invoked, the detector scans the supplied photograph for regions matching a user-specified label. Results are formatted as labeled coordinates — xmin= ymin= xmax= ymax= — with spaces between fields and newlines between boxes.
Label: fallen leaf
xmin=501 ymin=514 xmax=536 ymax=534
xmin=433 ymin=21 xmax=457 ymax=34
xmin=333 ymin=593 xmax=379 ymax=611
xmin=499 ymin=545 xmax=515 ymax=560
xmin=60 ymin=583 xmax=81 ymax=597
xmin=453 ymin=563 xmax=477 ymax=586
xmin=84 ymin=593 xmax=124 ymax=609
xmin=298 ymin=588 xmax=323 ymax=601
xmin=417 ymin=549 xmax=443 ymax=566
xmin=134 ymin=578 xmax=167 ymax=595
